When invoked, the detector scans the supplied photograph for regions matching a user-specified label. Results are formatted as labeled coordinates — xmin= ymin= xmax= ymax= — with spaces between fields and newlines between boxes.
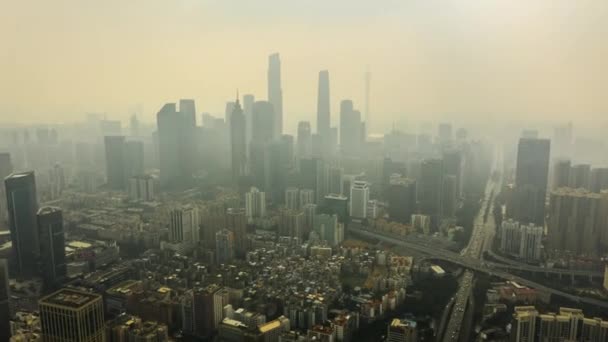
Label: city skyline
xmin=2 ymin=1 xmax=608 ymax=129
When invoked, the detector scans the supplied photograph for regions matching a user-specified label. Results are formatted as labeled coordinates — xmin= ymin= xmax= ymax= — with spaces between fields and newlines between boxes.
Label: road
xmin=442 ymin=150 xmax=500 ymax=342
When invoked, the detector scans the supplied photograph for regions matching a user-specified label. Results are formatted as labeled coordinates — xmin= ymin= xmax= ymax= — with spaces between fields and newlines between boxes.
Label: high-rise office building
xmin=313 ymin=214 xmax=342 ymax=246
xmin=328 ymin=167 xmax=344 ymax=196
xmin=156 ymin=101 xmax=197 ymax=189
xmin=437 ymin=123 xmax=453 ymax=145
xmin=285 ymin=187 xmax=300 ymax=210
xmin=387 ymin=176 xmax=417 ymax=224
xmin=569 ymin=164 xmax=591 ymax=189
xmin=169 ymin=206 xmax=200 ymax=244
xmin=39 ymin=288 xmax=105 ymax=341
xmin=264 ymin=141 xmax=289 ymax=203
xmin=124 ymin=140 xmax=144 ymax=178
xmin=230 ymin=97 xmax=247 ymax=180
xmin=104 ymin=136 xmax=127 ymax=189
xmin=339 ymin=100 xmax=363 ymax=157
xmin=105 ymin=137 xmax=144 ymax=190
xmin=590 ymin=167 xmax=608 ymax=193
xmin=510 ymin=138 xmax=551 ymax=226
xmin=349 ymin=181 xmax=369 ymax=220
xmin=442 ymin=149 xmax=464 ymax=199
xmin=5 ymin=171 xmax=39 ymax=277
xmin=510 ymin=306 xmax=538 ymax=342
xmin=299 ymin=189 xmax=315 ymax=208
xmin=299 ymin=158 xmax=328 ymax=205
xmin=411 ymin=214 xmax=431 ymax=235
xmin=245 ymin=187 xmax=266 ymax=221
xmin=297 ymin=121 xmax=312 ymax=158
xmin=128 ymin=174 xmax=155 ymax=202
xmin=268 ymin=53 xmax=283 ymax=139
xmin=37 ymin=207 xmax=66 ymax=287
xmin=0 ymin=259 xmax=10 ymax=342
xmin=243 ymin=94 xmax=255 ymax=153
xmin=215 ymin=229 xmax=235 ymax=264
xmin=0 ymin=153 xmax=13 ymax=227
xmin=279 ymin=210 xmax=303 ymax=239
xmin=250 ymin=101 xmax=276 ymax=189
xmin=552 ymin=159 xmax=571 ymax=190
xmin=48 ymin=163 xmax=66 ymax=200
xmin=441 ymin=175 xmax=458 ymax=218
xmin=226 ymin=208 xmax=247 ymax=257
xmin=317 ymin=70 xmax=331 ymax=142
xmin=387 ymin=318 xmax=418 ymax=342
xmin=419 ymin=159 xmax=443 ymax=227
xmin=547 ymin=188 xmax=607 ymax=257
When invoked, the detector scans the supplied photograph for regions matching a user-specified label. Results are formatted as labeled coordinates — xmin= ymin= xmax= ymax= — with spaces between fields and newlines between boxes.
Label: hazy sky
xmin=1 ymin=0 xmax=607 ymax=132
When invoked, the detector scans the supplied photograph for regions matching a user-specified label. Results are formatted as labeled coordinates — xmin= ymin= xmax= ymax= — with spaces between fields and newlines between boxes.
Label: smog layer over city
xmin=1 ymin=1 xmax=608 ymax=342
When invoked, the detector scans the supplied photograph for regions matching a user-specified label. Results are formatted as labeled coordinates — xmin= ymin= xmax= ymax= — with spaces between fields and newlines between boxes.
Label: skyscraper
xmin=215 ymin=229 xmax=235 ymax=264
xmin=5 ymin=171 xmax=39 ymax=277
xmin=547 ymin=188 xmax=607 ymax=257
xmin=285 ymin=187 xmax=300 ymax=210
xmin=104 ymin=136 xmax=127 ymax=189
xmin=37 ymin=207 xmax=67 ymax=287
xmin=349 ymin=181 xmax=369 ymax=220
xmin=39 ymin=288 xmax=105 ymax=341
xmin=169 ymin=206 xmax=200 ymax=245
xmin=242 ymin=94 xmax=255 ymax=153
xmin=245 ymin=187 xmax=266 ymax=222
xmin=552 ymin=159 xmax=571 ymax=190
xmin=387 ymin=176 xmax=417 ymax=224
xmin=327 ymin=166 xmax=344 ymax=196
xmin=124 ymin=140 xmax=144 ymax=178
xmin=268 ymin=53 xmax=283 ymax=139
xmin=0 ymin=153 xmax=13 ymax=228
xmin=297 ymin=121 xmax=312 ymax=158
xmin=0 ymin=259 xmax=9 ymax=342
xmin=317 ymin=70 xmax=330 ymax=140
xmin=264 ymin=140 xmax=289 ymax=203
xmin=590 ymin=167 xmax=608 ymax=193
xmin=387 ymin=318 xmax=418 ymax=342
xmin=510 ymin=306 xmax=538 ymax=342
xmin=157 ymin=101 xmax=197 ymax=189
xmin=157 ymin=103 xmax=181 ymax=188
xmin=569 ymin=163 xmax=591 ymax=189
xmin=339 ymin=100 xmax=363 ymax=157
xmin=250 ymin=101 xmax=275 ymax=189
xmin=230 ymin=97 xmax=247 ymax=180
xmin=419 ymin=159 xmax=443 ymax=227
xmin=279 ymin=209 xmax=303 ymax=239
xmin=226 ymin=208 xmax=247 ymax=257
xmin=510 ymin=138 xmax=551 ymax=226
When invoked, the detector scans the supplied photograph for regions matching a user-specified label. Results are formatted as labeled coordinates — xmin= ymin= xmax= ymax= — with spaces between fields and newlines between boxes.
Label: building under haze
xmin=509 ymin=138 xmax=551 ymax=227
xmin=0 ymin=153 xmax=13 ymax=228
xmin=230 ymin=97 xmax=247 ymax=181
xmin=339 ymin=100 xmax=363 ymax=158
xmin=317 ymin=70 xmax=331 ymax=153
xmin=547 ymin=187 xmax=607 ymax=257
xmin=349 ymin=181 xmax=369 ymax=220
xmin=156 ymin=100 xmax=197 ymax=189
xmin=268 ymin=53 xmax=283 ymax=139
xmin=37 ymin=206 xmax=67 ymax=287
xmin=5 ymin=171 xmax=39 ymax=277
xmin=419 ymin=158 xmax=443 ymax=228
xmin=0 ymin=259 xmax=9 ymax=342
xmin=39 ymin=288 xmax=105 ymax=341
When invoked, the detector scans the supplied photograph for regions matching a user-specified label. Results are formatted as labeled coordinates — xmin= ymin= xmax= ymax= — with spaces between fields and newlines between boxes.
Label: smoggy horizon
xmin=2 ymin=1 xmax=608 ymax=132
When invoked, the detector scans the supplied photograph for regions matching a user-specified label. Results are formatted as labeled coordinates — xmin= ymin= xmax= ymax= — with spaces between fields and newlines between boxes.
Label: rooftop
xmin=40 ymin=288 xmax=100 ymax=309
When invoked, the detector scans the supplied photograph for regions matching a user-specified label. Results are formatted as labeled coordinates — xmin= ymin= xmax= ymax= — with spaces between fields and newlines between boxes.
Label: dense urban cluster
xmin=0 ymin=53 xmax=607 ymax=342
